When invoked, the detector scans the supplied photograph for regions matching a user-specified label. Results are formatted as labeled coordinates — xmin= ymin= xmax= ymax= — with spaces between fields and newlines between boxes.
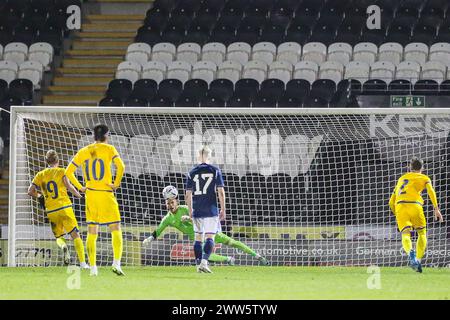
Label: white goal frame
xmin=8 ymin=106 xmax=450 ymax=267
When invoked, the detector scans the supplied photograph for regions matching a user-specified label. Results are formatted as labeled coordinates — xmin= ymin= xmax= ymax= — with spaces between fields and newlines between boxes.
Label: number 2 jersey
xmin=65 ymin=142 xmax=125 ymax=191
xmin=32 ymin=167 xmax=72 ymax=213
xmin=185 ymin=163 xmax=224 ymax=218
xmin=389 ymin=172 xmax=438 ymax=211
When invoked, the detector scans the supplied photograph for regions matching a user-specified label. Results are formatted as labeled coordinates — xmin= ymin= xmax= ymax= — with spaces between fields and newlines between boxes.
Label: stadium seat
xmin=234 ymin=78 xmax=260 ymax=101
xmin=8 ymin=78 xmax=33 ymax=103
xmin=260 ymin=24 xmax=286 ymax=45
xmin=258 ymin=78 xmax=285 ymax=101
xmin=286 ymin=79 xmax=310 ymax=98
xmin=181 ymin=78 xmax=208 ymax=99
xmin=0 ymin=60 xmax=18 ymax=84
xmin=344 ymin=61 xmax=370 ymax=83
xmin=135 ymin=27 xmax=161 ymax=46
xmin=131 ymin=79 xmax=158 ymax=102
xmin=293 ymin=61 xmax=318 ymax=83
xmin=125 ymin=97 xmax=148 ymax=107
xmin=142 ymin=61 xmax=166 ymax=84
xmin=276 ymin=42 xmax=301 ymax=65
xmin=311 ymin=79 xmax=336 ymax=102
xmin=106 ymin=79 xmax=133 ymax=103
xmin=362 ymin=79 xmax=388 ymax=95
xmin=208 ymin=78 xmax=234 ymax=102
xmin=242 ymin=60 xmax=268 ymax=83
xmin=395 ymin=61 xmax=421 ymax=84
xmin=412 ymin=24 xmax=437 ymax=45
xmin=268 ymin=60 xmax=292 ymax=84
xmin=18 ymin=61 xmax=43 ymax=89
xmin=28 ymin=42 xmax=54 ymax=71
xmin=429 ymin=43 xmax=450 ymax=67
xmin=370 ymin=61 xmax=396 ymax=82
xmin=252 ymin=42 xmax=277 ymax=65
xmin=319 ymin=61 xmax=343 ymax=83
xmin=303 ymin=95 xmax=329 ymax=107
xmin=421 ymin=61 xmax=446 ymax=83
xmin=439 ymin=80 xmax=450 ymax=95
xmin=152 ymin=43 xmax=176 ymax=65
xmin=126 ymin=43 xmax=151 ymax=67
xmin=157 ymin=78 xmax=183 ymax=103
xmin=404 ymin=43 xmax=429 ymax=65
xmin=310 ymin=22 xmax=337 ymax=44
xmin=413 ymin=79 xmax=439 ymax=95
xmin=116 ymin=61 xmax=141 ymax=84
xmin=388 ymin=79 xmax=413 ymax=95
xmin=386 ymin=22 xmax=412 ymax=46
xmin=99 ymin=97 xmax=123 ymax=107
xmin=191 ymin=60 xmax=216 ymax=84
xmin=334 ymin=20 xmax=362 ymax=46
xmin=176 ymin=43 xmax=201 ymax=65
xmin=285 ymin=23 xmax=311 ymax=45
xmin=353 ymin=42 xmax=378 ymax=65
xmin=227 ymin=42 xmax=252 ymax=65
xmin=4 ymin=42 xmax=28 ymax=65
xmin=378 ymin=42 xmax=403 ymax=65
xmin=302 ymin=42 xmax=327 ymax=64
xmin=201 ymin=42 xmax=226 ymax=66
xmin=217 ymin=60 xmax=242 ymax=84
xmin=327 ymin=42 xmax=353 ymax=65
xmin=167 ymin=60 xmax=192 ymax=83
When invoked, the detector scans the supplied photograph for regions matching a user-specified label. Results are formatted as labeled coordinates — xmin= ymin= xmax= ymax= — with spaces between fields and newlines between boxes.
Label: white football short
xmin=193 ymin=216 xmax=221 ymax=235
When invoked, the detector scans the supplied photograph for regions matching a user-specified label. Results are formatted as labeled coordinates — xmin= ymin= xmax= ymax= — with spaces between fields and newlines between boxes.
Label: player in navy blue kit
xmin=185 ymin=145 xmax=226 ymax=273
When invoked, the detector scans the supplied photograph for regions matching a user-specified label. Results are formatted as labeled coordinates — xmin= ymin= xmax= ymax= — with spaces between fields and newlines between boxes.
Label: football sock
xmin=401 ymin=231 xmax=412 ymax=255
xmin=416 ymin=228 xmax=427 ymax=261
xmin=209 ymin=253 xmax=230 ymax=263
xmin=203 ymin=238 xmax=214 ymax=260
xmin=86 ymin=233 xmax=98 ymax=267
xmin=228 ymin=238 xmax=258 ymax=257
xmin=56 ymin=237 xmax=67 ymax=249
xmin=111 ymin=230 xmax=123 ymax=262
xmin=194 ymin=241 xmax=203 ymax=265
xmin=73 ymin=237 xmax=86 ymax=264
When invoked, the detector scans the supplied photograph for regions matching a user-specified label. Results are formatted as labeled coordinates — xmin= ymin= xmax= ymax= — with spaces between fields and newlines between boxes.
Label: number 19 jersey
xmin=32 ymin=167 xmax=71 ymax=213
xmin=185 ymin=163 xmax=224 ymax=218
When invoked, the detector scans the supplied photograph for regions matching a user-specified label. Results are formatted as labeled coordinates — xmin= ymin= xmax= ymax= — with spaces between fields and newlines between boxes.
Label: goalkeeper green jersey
xmin=154 ymin=205 xmax=195 ymax=240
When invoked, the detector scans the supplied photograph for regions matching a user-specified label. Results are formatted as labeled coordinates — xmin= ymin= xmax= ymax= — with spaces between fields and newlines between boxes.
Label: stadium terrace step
xmin=46 ymin=86 xmax=106 ymax=95
xmin=66 ymin=49 xmax=126 ymax=58
xmin=63 ymin=58 xmax=122 ymax=68
xmin=42 ymin=95 xmax=103 ymax=106
xmin=85 ymin=14 xmax=145 ymax=22
xmin=56 ymin=67 xmax=116 ymax=76
xmin=82 ymin=23 xmax=142 ymax=33
xmin=73 ymin=32 xmax=136 ymax=39
xmin=53 ymin=77 xmax=113 ymax=86
xmin=72 ymin=41 xmax=132 ymax=50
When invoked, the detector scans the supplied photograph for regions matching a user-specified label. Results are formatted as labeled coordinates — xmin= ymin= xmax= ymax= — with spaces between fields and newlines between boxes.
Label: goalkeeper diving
xmin=143 ymin=186 xmax=269 ymax=266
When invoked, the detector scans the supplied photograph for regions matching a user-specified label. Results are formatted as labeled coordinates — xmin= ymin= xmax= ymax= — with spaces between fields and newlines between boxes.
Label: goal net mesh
xmin=9 ymin=108 xmax=450 ymax=267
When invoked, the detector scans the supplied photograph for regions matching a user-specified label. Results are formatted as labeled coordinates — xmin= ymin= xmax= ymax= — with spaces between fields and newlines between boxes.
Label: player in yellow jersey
xmin=65 ymin=124 xmax=126 ymax=276
xmin=389 ymin=157 xmax=444 ymax=273
xmin=27 ymin=150 xmax=87 ymax=268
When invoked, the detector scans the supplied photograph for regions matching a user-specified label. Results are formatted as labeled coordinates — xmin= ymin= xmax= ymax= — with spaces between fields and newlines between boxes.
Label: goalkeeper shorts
xmin=47 ymin=206 xmax=79 ymax=238
xmin=85 ymin=189 xmax=121 ymax=225
xmin=193 ymin=216 xmax=221 ymax=235
xmin=395 ymin=203 xmax=426 ymax=232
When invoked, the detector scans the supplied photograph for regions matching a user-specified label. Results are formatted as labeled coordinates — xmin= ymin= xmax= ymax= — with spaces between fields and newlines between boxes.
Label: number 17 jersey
xmin=185 ymin=163 xmax=224 ymax=218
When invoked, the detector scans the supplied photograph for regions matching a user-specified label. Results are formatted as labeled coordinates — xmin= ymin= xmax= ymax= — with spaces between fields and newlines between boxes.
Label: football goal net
xmin=7 ymin=107 xmax=450 ymax=267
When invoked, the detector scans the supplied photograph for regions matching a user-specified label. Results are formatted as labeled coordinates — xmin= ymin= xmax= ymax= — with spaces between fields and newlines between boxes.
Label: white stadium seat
xmin=0 ymin=60 xmax=18 ymax=84
xmin=319 ymin=61 xmax=344 ymax=83
xmin=344 ymin=61 xmax=370 ymax=82
xmin=378 ymin=42 xmax=403 ymax=65
xmin=242 ymin=60 xmax=267 ymax=83
xmin=293 ymin=60 xmax=318 ymax=83
xmin=201 ymin=42 xmax=226 ymax=66
xmin=3 ymin=42 xmax=28 ymax=65
xmin=18 ymin=61 xmax=44 ymax=89
xmin=167 ymin=60 xmax=191 ymax=83
xmin=28 ymin=42 xmax=54 ymax=71
xmin=142 ymin=61 xmax=166 ymax=83
xmin=429 ymin=43 xmax=450 ymax=67
xmin=191 ymin=60 xmax=217 ymax=84
xmin=395 ymin=61 xmax=421 ymax=83
xmin=353 ymin=42 xmax=378 ymax=65
xmin=227 ymin=42 xmax=252 ymax=65
xmin=126 ymin=42 xmax=151 ymax=67
xmin=176 ymin=42 xmax=201 ymax=65
xmin=370 ymin=61 xmax=396 ymax=82
xmin=217 ymin=60 xmax=242 ymax=84
xmin=151 ymin=42 xmax=176 ymax=65
xmin=251 ymin=42 xmax=277 ymax=65
xmin=116 ymin=61 xmax=141 ymax=83
xmin=421 ymin=61 xmax=446 ymax=83
xmin=404 ymin=43 xmax=429 ymax=65
xmin=268 ymin=60 xmax=293 ymax=84
xmin=276 ymin=42 xmax=301 ymax=65
xmin=302 ymin=42 xmax=327 ymax=64
xmin=327 ymin=42 xmax=353 ymax=65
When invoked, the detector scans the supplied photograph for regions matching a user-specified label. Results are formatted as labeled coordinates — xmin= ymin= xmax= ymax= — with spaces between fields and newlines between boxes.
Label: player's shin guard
xmin=111 ymin=230 xmax=123 ymax=264
xmin=203 ymin=238 xmax=214 ymax=261
xmin=416 ymin=228 xmax=427 ymax=261
xmin=56 ymin=237 xmax=67 ymax=249
xmin=401 ymin=230 xmax=412 ymax=255
xmin=86 ymin=233 xmax=98 ymax=267
xmin=194 ymin=241 xmax=203 ymax=265
xmin=73 ymin=237 xmax=86 ymax=264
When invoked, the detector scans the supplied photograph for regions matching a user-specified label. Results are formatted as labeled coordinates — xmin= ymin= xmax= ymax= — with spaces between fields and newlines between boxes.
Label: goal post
xmin=7 ymin=106 xmax=450 ymax=268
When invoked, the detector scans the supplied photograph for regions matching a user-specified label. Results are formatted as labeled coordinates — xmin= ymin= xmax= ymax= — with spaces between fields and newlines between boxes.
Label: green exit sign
xmin=390 ymin=96 xmax=425 ymax=107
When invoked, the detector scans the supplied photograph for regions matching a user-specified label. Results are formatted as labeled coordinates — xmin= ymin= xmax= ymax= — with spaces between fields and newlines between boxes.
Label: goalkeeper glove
xmin=37 ymin=195 xmax=45 ymax=210
xmin=142 ymin=235 xmax=155 ymax=246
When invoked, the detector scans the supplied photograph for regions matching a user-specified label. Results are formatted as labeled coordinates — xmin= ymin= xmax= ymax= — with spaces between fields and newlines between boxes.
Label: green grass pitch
xmin=1 ymin=266 xmax=450 ymax=299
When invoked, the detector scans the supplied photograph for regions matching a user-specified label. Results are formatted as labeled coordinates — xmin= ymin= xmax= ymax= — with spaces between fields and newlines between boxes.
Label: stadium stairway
xmin=43 ymin=0 xmax=149 ymax=106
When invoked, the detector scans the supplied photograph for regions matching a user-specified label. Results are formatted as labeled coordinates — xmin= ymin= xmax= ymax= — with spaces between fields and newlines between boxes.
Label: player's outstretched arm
xmin=426 ymin=182 xmax=443 ymax=222
xmin=63 ymin=176 xmax=82 ymax=198
xmin=143 ymin=214 xmax=171 ymax=245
